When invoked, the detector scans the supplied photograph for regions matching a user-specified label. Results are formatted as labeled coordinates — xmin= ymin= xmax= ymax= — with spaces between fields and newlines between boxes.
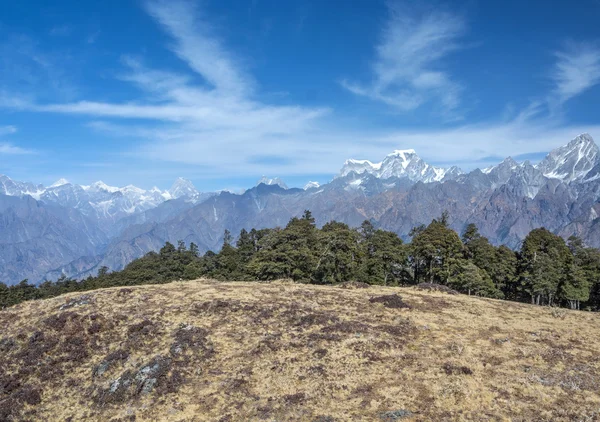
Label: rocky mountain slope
xmin=1 ymin=280 xmax=599 ymax=421
xmin=1 ymin=133 xmax=599 ymax=284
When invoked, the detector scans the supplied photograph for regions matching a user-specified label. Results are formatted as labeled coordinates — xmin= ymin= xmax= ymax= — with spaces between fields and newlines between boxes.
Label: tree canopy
xmin=2 ymin=211 xmax=600 ymax=312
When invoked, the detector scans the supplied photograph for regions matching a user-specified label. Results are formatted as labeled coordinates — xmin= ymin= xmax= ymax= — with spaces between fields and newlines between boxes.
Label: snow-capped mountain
xmin=168 ymin=177 xmax=199 ymax=200
xmin=304 ymin=181 xmax=321 ymax=190
xmin=256 ymin=176 xmax=288 ymax=189
xmin=535 ymin=133 xmax=599 ymax=183
xmin=0 ymin=176 xmax=210 ymax=227
xmin=0 ymin=174 xmax=44 ymax=198
xmin=337 ymin=149 xmax=464 ymax=183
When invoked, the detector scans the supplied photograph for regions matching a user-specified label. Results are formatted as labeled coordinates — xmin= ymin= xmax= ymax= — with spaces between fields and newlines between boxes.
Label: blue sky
xmin=1 ymin=0 xmax=600 ymax=192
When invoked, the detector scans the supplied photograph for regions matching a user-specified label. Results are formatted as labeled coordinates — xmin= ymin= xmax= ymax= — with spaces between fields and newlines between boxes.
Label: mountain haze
xmin=1 ymin=133 xmax=599 ymax=284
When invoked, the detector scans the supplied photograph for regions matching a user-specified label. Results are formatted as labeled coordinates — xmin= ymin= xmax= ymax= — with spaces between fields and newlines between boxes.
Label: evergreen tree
xmin=236 ymin=229 xmax=256 ymax=267
xmin=565 ymin=236 xmax=600 ymax=309
xmin=493 ymin=246 xmax=518 ymax=299
xmin=314 ymin=221 xmax=360 ymax=284
xmin=411 ymin=219 xmax=463 ymax=284
xmin=160 ymin=242 xmax=177 ymax=257
xmin=223 ymin=230 xmax=233 ymax=248
xmin=248 ymin=212 xmax=319 ymax=281
xmin=97 ymin=266 xmax=110 ymax=278
xmin=519 ymin=228 xmax=571 ymax=305
xmin=0 ymin=282 xmax=8 ymax=309
xmin=449 ymin=261 xmax=501 ymax=297
xmin=359 ymin=227 xmax=407 ymax=285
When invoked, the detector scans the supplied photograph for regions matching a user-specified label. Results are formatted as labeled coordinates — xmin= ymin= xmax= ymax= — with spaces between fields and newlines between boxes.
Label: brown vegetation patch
xmin=369 ymin=294 xmax=411 ymax=309
xmin=443 ymin=362 xmax=473 ymax=375
xmin=529 ymin=364 xmax=600 ymax=392
xmin=321 ymin=320 xmax=372 ymax=335
xmin=414 ymin=283 xmax=458 ymax=294
xmin=413 ymin=295 xmax=452 ymax=311
xmin=170 ymin=324 xmax=213 ymax=358
xmin=282 ymin=308 xmax=340 ymax=329
xmin=337 ymin=281 xmax=371 ymax=289
xmin=43 ymin=311 xmax=82 ymax=331
xmin=283 ymin=392 xmax=306 ymax=405
xmin=193 ymin=298 xmax=240 ymax=314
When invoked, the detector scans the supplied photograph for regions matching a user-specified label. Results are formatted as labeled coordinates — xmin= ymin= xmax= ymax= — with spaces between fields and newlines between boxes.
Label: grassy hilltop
xmin=1 ymin=280 xmax=600 ymax=421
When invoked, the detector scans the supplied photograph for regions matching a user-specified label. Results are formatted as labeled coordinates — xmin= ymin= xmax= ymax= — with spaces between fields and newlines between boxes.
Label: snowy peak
xmin=256 ymin=176 xmax=288 ymax=189
xmin=339 ymin=159 xmax=381 ymax=178
xmin=168 ymin=177 xmax=199 ymax=199
xmin=0 ymin=174 xmax=45 ymax=198
xmin=337 ymin=149 xmax=463 ymax=183
xmin=386 ymin=149 xmax=418 ymax=166
xmin=304 ymin=181 xmax=320 ymax=190
xmin=536 ymin=133 xmax=599 ymax=183
xmin=50 ymin=178 xmax=70 ymax=188
xmin=87 ymin=181 xmax=120 ymax=193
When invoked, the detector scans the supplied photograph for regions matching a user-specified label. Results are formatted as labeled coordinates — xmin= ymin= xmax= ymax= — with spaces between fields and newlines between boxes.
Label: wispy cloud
xmin=0 ymin=34 xmax=79 ymax=102
xmin=341 ymin=3 xmax=466 ymax=116
xmin=0 ymin=125 xmax=34 ymax=155
xmin=550 ymin=41 xmax=600 ymax=105
xmin=0 ymin=125 xmax=17 ymax=136
xmin=11 ymin=0 xmax=329 ymax=178
xmin=143 ymin=0 xmax=252 ymax=96
xmin=0 ymin=143 xmax=32 ymax=155
xmin=0 ymin=0 xmax=598 ymax=185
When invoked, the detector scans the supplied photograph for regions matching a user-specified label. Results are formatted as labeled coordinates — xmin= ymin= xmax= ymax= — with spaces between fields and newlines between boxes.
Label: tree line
xmin=2 ymin=210 xmax=599 ymax=310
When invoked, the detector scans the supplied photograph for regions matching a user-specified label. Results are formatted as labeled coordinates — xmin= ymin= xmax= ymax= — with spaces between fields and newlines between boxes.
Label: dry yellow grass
xmin=2 ymin=280 xmax=600 ymax=421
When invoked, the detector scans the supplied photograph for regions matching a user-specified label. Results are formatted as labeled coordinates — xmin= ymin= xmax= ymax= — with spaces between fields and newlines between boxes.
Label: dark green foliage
xmin=519 ymin=228 xmax=572 ymax=305
xmin=1 ymin=212 xmax=600 ymax=311
xmin=563 ymin=236 xmax=600 ymax=310
xmin=410 ymin=217 xmax=463 ymax=284
xmin=314 ymin=221 xmax=360 ymax=284
xmin=357 ymin=223 xmax=408 ymax=286
xmin=449 ymin=261 xmax=502 ymax=298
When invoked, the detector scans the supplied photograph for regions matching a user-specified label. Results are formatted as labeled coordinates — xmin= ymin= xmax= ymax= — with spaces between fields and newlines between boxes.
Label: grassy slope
xmin=1 ymin=280 xmax=600 ymax=421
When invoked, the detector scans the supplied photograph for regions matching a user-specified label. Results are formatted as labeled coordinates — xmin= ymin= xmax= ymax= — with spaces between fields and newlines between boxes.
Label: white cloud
xmin=0 ymin=1 xmax=598 ymax=183
xmin=341 ymin=4 xmax=466 ymax=115
xmin=0 ymin=126 xmax=33 ymax=155
xmin=85 ymin=113 xmax=600 ymax=178
xmin=143 ymin=0 xmax=252 ymax=96
xmin=0 ymin=125 xmax=17 ymax=136
xmin=551 ymin=41 xmax=600 ymax=105
xmin=0 ymin=143 xmax=33 ymax=155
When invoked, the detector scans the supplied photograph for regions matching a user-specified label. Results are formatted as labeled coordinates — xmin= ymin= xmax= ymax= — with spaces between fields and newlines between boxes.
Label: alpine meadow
xmin=2 ymin=0 xmax=600 ymax=421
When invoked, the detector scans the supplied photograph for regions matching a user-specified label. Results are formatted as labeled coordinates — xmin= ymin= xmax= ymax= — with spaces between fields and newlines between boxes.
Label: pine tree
xmin=449 ymin=261 xmax=501 ymax=297
xmin=314 ymin=221 xmax=360 ymax=284
xmin=359 ymin=228 xmax=407 ymax=285
xmin=519 ymin=228 xmax=571 ymax=305
xmin=0 ymin=282 xmax=8 ymax=309
xmin=410 ymin=218 xmax=463 ymax=284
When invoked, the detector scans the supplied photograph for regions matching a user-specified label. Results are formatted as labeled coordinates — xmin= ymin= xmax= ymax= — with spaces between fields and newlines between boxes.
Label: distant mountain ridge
xmin=1 ymin=133 xmax=599 ymax=285
xmin=337 ymin=149 xmax=464 ymax=183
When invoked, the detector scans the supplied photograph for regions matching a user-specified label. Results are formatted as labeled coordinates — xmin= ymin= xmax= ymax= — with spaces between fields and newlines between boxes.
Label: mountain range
xmin=1 ymin=133 xmax=599 ymax=285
